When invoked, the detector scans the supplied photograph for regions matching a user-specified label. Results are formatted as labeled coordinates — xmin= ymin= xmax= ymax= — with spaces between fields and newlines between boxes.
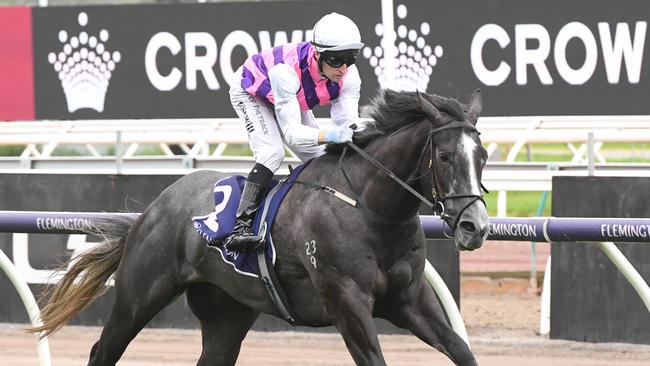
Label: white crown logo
xmin=362 ymin=4 xmax=443 ymax=92
xmin=48 ymin=12 xmax=121 ymax=113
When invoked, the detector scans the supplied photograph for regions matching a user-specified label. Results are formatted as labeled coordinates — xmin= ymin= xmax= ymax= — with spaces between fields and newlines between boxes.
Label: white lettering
xmin=35 ymin=217 xmax=94 ymax=231
xmin=184 ymin=32 xmax=220 ymax=90
xmin=145 ymin=29 xmax=312 ymax=91
xmin=515 ymin=24 xmax=553 ymax=85
xmin=145 ymin=32 xmax=182 ymax=91
xmin=554 ymin=22 xmax=598 ymax=85
xmin=600 ymin=224 xmax=650 ymax=238
xmin=489 ymin=223 xmax=537 ymax=238
xmin=599 ymin=21 xmax=647 ymax=83
xmin=472 ymin=21 xmax=646 ymax=86
xmin=471 ymin=24 xmax=511 ymax=86
xmin=224 ymin=247 xmax=240 ymax=260
xmin=221 ymin=30 xmax=259 ymax=89
xmin=202 ymin=185 xmax=233 ymax=232
xmin=304 ymin=240 xmax=317 ymax=269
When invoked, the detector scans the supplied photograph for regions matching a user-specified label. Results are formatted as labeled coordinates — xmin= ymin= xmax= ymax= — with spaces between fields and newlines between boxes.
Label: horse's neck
xmin=355 ymin=121 xmax=431 ymax=222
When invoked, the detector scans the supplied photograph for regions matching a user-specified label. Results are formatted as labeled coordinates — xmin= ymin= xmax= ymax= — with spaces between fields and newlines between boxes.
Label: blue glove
xmin=324 ymin=124 xmax=354 ymax=143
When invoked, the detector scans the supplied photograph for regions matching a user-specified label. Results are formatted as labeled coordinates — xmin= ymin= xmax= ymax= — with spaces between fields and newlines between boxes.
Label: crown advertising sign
xmin=32 ymin=2 xmax=380 ymax=120
xmin=398 ymin=0 xmax=649 ymax=116
xmin=27 ymin=0 xmax=650 ymax=120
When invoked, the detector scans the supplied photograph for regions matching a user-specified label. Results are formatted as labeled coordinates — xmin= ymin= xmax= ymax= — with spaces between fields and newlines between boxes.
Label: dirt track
xmin=2 ymin=292 xmax=650 ymax=366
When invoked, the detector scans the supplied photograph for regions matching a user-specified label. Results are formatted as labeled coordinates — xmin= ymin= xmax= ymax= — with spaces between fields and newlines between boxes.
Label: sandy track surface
xmin=2 ymin=293 xmax=649 ymax=366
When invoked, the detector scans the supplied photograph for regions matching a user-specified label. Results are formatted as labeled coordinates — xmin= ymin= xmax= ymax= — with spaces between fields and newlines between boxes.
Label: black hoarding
xmin=551 ymin=176 xmax=650 ymax=344
xmin=32 ymin=1 xmax=380 ymax=119
xmin=33 ymin=1 xmax=650 ymax=119
xmin=398 ymin=0 xmax=650 ymax=116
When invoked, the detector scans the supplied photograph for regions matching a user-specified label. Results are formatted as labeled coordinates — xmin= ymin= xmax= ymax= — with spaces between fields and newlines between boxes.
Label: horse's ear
xmin=417 ymin=91 xmax=443 ymax=122
xmin=467 ymin=89 xmax=482 ymax=125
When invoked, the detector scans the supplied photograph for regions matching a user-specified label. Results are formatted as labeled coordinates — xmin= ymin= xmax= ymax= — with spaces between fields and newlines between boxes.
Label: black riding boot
xmin=224 ymin=164 xmax=273 ymax=251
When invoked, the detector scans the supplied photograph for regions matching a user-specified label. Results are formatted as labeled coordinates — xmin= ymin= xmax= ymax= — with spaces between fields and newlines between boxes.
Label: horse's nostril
xmin=459 ymin=221 xmax=476 ymax=233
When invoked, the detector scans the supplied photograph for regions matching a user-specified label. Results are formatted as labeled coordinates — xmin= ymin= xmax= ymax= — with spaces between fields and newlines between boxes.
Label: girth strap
xmin=254 ymin=180 xmax=301 ymax=325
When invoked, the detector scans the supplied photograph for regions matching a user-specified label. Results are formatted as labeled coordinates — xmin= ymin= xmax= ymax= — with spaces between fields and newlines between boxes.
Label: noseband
xmin=343 ymin=120 xmax=487 ymax=236
xmin=419 ymin=121 xmax=488 ymax=236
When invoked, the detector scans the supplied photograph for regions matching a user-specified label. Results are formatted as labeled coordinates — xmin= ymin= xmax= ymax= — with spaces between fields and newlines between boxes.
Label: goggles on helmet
xmin=320 ymin=49 xmax=360 ymax=68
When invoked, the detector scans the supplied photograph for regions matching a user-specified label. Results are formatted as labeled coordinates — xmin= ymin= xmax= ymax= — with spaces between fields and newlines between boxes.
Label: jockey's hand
xmin=324 ymin=124 xmax=354 ymax=143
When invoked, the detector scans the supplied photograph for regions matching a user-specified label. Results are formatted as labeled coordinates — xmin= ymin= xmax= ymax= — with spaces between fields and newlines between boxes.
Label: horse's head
xmin=417 ymin=90 xmax=489 ymax=250
xmin=352 ymin=89 xmax=489 ymax=250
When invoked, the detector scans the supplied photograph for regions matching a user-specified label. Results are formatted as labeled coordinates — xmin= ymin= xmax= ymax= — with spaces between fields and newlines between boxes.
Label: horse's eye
xmin=439 ymin=152 xmax=450 ymax=162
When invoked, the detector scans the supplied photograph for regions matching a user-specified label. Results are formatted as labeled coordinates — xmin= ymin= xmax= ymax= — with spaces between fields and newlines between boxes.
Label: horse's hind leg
xmin=384 ymin=278 xmax=477 ymax=366
xmin=186 ymin=282 xmax=259 ymax=366
xmin=88 ymin=279 xmax=186 ymax=366
xmin=87 ymin=238 xmax=190 ymax=365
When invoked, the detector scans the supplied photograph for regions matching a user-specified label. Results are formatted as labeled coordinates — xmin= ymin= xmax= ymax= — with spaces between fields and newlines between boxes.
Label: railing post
xmin=539 ymin=256 xmax=551 ymax=335
xmin=424 ymin=260 xmax=470 ymax=348
xmin=597 ymin=241 xmax=650 ymax=313
xmin=0 ymin=250 xmax=51 ymax=366
xmin=115 ymin=131 xmax=123 ymax=174
xmin=182 ymin=157 xmax=195 ymax=169
xmin=587 ymin=132 xmax=595 ymax=176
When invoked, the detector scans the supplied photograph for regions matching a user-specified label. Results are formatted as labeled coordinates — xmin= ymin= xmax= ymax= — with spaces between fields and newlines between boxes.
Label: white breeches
xmin=229 ymin=82 xmax=325 ymax=173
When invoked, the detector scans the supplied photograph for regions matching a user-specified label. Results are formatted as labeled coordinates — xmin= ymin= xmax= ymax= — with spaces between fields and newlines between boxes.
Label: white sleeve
xmin=268 ymin=64 xmax=320 ymax=147
xmin=330 ymin=65 xmax=361 ymax=127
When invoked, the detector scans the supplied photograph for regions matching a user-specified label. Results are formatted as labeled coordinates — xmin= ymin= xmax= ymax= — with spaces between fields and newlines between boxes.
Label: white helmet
xmin=311 ymin=12 xmax=364 ymax=52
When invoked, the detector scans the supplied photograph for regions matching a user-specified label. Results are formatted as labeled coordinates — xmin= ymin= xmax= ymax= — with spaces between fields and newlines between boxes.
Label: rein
xmin=343 ymin=142 xmax=435 ymax=209
xmin=340 ymin=120 xmax=487 ymax=235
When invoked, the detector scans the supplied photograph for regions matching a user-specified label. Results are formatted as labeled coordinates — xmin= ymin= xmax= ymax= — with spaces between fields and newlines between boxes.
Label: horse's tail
xmin=30 ymin=215 xmax=137 ymax=338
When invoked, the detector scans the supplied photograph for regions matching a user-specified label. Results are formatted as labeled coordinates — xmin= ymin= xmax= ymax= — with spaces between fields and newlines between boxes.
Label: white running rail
xmin=0 ymin=250 xmax=51 ymax=366
xmin=3 ymin=116 xmax=650 ymax=217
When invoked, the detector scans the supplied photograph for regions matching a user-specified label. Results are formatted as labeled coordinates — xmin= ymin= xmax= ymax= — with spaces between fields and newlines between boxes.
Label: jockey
xmin=225 ymin=12 xmax=364 ymax=251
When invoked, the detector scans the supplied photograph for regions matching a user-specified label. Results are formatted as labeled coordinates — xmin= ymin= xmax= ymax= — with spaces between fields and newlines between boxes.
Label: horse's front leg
xmin=385 ymin=276 xmax=478 ymax=366
xmin=320 ymin=277 xmax=388 ymax=366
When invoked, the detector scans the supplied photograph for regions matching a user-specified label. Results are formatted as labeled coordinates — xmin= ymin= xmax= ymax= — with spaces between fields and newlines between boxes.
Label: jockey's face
xmin=315 ymin=51 xmax=355 ymax=82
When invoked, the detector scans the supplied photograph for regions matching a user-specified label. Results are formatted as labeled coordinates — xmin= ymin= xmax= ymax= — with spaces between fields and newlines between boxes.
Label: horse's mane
xmin=326 ymin=89 xmax=467 ymax=154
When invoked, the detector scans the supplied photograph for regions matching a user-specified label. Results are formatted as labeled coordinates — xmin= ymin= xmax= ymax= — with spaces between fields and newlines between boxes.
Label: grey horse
xmin=33 ymin=89 xmax=489 ymax=366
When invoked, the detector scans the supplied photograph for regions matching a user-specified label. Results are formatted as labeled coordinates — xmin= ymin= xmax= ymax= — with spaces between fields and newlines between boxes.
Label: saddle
xmin=192 ymin=160 xmax=312 ymax=324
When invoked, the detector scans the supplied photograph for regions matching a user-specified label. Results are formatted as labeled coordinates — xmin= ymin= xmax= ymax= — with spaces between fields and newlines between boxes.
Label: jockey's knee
xmin=256 ymin=147 xmax=285 ymax=173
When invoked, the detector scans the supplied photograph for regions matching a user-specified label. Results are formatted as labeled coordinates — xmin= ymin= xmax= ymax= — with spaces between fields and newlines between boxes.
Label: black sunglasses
xmin=321 ymin=50 xmax=359 ymax=68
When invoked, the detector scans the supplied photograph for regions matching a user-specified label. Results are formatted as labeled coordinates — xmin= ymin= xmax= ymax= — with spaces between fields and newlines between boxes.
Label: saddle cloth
xmin=192 ymin=161 xmax=311 ymax=277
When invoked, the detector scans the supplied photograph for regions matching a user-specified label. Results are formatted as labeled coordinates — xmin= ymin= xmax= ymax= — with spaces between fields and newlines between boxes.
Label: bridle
xmin=418 ymin=120 xmax=488 ymax=236
xmin=341 ymin=119 xmax=487 ymax=236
